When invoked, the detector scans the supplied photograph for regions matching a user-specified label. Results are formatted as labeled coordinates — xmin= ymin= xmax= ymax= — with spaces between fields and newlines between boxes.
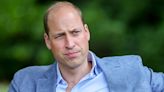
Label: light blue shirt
xmin=56 ymin=52 xmax=109 ymax=92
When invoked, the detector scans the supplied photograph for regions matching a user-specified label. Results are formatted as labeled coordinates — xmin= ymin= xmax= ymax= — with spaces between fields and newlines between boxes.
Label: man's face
xmin=44 ymin=7 xmax=90 ymax=69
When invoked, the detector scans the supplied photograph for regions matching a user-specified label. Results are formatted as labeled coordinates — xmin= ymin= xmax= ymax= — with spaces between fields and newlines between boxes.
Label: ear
xmin=84 ymin=24 xmax=90 ymax=41
xmin=44 ymin=33 xmax=51 ymax=50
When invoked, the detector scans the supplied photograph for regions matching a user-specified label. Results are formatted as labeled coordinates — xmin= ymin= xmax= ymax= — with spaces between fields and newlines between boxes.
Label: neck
xmin=59 ymin=60 xmax=92 ymax=84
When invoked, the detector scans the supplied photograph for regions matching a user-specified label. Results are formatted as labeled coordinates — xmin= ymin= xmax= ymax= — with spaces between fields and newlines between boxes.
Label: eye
xmin=72 ymin=30 xmax=81 ymax=36
xmin=54 ymin=33 xmax=65 ymax=39
xmin=55 ymin=35 xmax=62 ymax=39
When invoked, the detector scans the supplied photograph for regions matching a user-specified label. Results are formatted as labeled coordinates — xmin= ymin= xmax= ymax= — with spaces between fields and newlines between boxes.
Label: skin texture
xmin=44 ymin=2 xmax=91 ymax=91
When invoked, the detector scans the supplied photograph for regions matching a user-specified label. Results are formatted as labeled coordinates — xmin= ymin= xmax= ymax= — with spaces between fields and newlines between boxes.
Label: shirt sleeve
xmin=8 ymin=79 xmax=19 ymax=92
xmin=137 ymin=55 xmax=164 ymax=92
xmin=146 ymin=68 xmax=164 ymax=92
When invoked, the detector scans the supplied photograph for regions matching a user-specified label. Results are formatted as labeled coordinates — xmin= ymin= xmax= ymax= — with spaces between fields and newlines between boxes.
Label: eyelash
xmin=55 ymin=34 xmax=63 ymax=39
xmin=54 ymin=30 xmax=81 ymax=39
xmin=72 ymin=30 xmax=81 ymax=35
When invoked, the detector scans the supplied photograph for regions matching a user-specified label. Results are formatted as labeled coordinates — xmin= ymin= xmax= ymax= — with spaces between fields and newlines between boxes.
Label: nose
xmin=65 ymin=35 xmax=75 ymax=50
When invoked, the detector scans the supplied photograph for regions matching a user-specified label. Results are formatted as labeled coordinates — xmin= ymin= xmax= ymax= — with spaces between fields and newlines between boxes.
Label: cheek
xmin=83 ymin=32 xmax=89 ymax=43
xmin=50 ymin=41 xmax=65 ymax=52
xmin=78 ymin=34 xmax=89 ymax=47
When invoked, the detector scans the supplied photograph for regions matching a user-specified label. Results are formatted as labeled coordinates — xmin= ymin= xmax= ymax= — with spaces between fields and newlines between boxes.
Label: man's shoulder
xmin=97 ymin=55 xmax=143 ymax=67
xmin=102 ymin=55 xmax=142 ymax=63
xmin=97 ymin=55 xmax=146 ymax=81
xmin=16 ymin=64 xmax=52 ymax=76
xmin=9 ymin=64 xmax=57 ymax=91
xmin=12 ymin=64 xmax=55 ymax=83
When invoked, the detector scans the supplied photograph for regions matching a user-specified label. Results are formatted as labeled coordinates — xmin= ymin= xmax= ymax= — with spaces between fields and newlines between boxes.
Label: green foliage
xmin=81 ymin=0 xmax=164 ymax=71
xmin=0 ymin=0 xmax=164 ymax=81
xmin=0 ymin=82 xmax=8 ymax=92
xmin=0 ymin=0 xmax=53 ymax=80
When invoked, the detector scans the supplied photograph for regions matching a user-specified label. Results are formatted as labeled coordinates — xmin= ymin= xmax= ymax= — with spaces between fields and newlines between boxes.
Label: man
xmin=9 ymin=1 xmax=164 ymax=92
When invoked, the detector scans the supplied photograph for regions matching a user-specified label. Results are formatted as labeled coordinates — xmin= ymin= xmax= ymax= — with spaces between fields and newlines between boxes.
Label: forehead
xmin=47 ymin=5 xmax=83 ymax=32
xmin=47 ymin=4 xmax=81 ymax=22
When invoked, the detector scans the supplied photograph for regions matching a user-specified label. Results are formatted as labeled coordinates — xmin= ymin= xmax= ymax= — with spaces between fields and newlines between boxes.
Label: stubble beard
xmin=59 ymin=50 xmax=88 ymax=70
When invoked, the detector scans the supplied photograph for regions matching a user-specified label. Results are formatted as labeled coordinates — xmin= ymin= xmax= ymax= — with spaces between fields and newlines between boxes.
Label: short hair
xmin=43 ymin=1 xmax=84 ymax=35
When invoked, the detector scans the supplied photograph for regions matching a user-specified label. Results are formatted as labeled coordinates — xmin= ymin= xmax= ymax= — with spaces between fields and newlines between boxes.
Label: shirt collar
xmin=56 ymin=51 xmax=101 ymax=85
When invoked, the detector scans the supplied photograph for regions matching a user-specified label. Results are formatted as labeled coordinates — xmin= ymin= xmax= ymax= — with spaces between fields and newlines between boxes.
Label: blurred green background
xmin=0 ymin=0 xmax=164 ymax=91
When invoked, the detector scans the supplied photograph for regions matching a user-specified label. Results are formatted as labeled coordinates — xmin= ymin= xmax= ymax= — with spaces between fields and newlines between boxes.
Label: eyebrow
xmin=50 ymin=28 xmax=81 ymax=36
xmin=55 ymin=32 xmax=65 ymax=36
xmin=70 ymin=28 xmax=82 ymax=32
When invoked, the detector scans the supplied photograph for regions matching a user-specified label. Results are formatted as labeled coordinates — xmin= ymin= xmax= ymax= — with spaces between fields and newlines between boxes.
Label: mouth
xmin=64 ymin=51 xmax=80 ymax=59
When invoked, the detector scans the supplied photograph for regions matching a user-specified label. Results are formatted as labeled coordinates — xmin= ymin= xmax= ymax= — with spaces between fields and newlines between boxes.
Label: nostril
xmin=65 ymin=40 xmax=75 ymax=49
xmin=65 ymin=44 xmax=75 ymax=50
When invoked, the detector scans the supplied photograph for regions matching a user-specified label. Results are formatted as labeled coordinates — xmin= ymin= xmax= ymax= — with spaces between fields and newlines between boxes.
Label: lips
xmin=64 ymin=51 xmax=80 ymax=59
